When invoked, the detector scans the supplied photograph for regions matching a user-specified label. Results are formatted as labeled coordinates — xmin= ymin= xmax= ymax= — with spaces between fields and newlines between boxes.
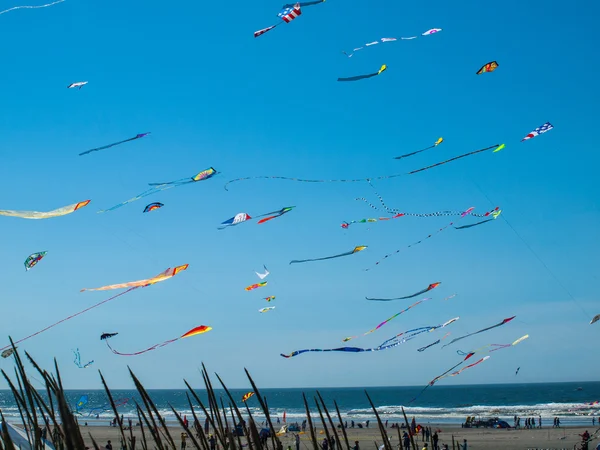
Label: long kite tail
xmin=0 ymin=287 xmax=139 ymax=352
xmin=393 ymin=145 xmax=435 ymax=160
xmin=290 ymin=250 xmax=354 ymax=265
xmin=79 ymin=133 xmax=149 ymax=156
xmin=442 ymin=316 xmax=516 ymax=348
xmin=105 ymin=337 xmax=179 ymax=356
xmin=407 ymin=145 xmax=500 ymax=175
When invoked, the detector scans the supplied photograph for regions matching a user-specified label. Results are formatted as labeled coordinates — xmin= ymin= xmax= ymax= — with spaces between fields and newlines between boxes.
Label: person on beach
xmin=209 ymin=435 xmax=216 ymax=450
xmin=352 ymin=441 xmax=359 ymax=450
xmin=181 ymin=432 xmax=187 ymax=449
xmin=105 ymin=440 xmax=113 ymax=450
xmin=458 ymin=439 xmax=467 ymax=450
xmin=402 ymin=431 xmax=410 ymax=450
xmin=295 ymin=434 xmax=300 ymax=450
xmin=322 ymin=437 xmax=329 ymax=450
xmin=425 ymin=427 xmax=430 ymax=442
xmin=538 ymin=415 xmax=541 ymax=428
xmin=432 ymin=431 xmax=439 ymax=450
xmin=593 ymin=417 xmax=596 ymax=426
xmin=421 ymin=444 xmax=428 ymax=450
xmin=421 ymin=426 xmax=425 ymax=442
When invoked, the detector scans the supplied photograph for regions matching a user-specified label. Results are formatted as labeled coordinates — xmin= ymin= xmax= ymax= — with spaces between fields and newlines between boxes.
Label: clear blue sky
xmin=0 ymin=0 xmax=599 ymax=391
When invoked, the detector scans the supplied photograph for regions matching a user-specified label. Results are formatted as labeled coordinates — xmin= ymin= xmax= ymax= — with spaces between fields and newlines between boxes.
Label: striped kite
xmin=143 ymin=202 xmax=164 ymax=213
xmin=246 ymin=282 xmax=267 ymax=291
xmin=25 ymin=252 xmax=47 ymax=271
xmin=521 ymin=122 xmax=553 ymax=142
xmin=242 ymin=392 xmax=255 ymax=402
xmin=0 ymin=200 xmax=90 ymax=220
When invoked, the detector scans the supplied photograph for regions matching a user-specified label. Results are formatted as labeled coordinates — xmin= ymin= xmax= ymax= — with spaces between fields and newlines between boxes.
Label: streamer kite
xmin=285 ymin=318 xmax=458 ymax=358
xmin=366 ymin=208 xmax=474 ymax=270
xmin=79 ymin=133 xmax=150 ymax=156
xmin=338 ymin=64 xmax=386 ymax=82
xmin=366 ymin=282 xmax=440 ymax=302
xmin=73 ymin=349 xmax=94 ymax=369
xmin=259 ymin=307 xmax=275 ymax=313
xmin=224 ymin=143 xmax=503 ymax=190
xmin=422 ymin=28 xmax=442 ymax=35
xmin=442 ymin=316 xmax=516 ymax=348
xmin=456 ymin=334 xmax=529 ymax=357
xmin=342 ymin=37 xmax=420 ymax=58
xmin=81 ymin=264 xmax=189 ymax=292
xmin=521 ymin=122 xmax=553 ymax=142
xmin=0 ymin=200 xmax=90 ymax=220
xmin=476 ymin=61 xmax=498 ymax=75
xmin=417 ymin=333 xmax=450 ymax=352
xmin=394 ymin=138 xmax=443 ymax=160
xmin=143 ymin=202 xmax=164 ymax=213
xmin=242 ymin=392 xmax=255 ymax=402
xmin=343 ymin=298 xmax=432 ymax=342
xmin=591 ymin=314 xmax=600 ymax=325
xmin=0 ymin=0 xmax=64 ymax=16
xmin=264 ymin=296 xmax=276 ymax=302
xmin=256 ymin=266 xmax=270 ymax=279
xmin=24 ymin=251 xmax=47 ymax=271
xmin=102 ymin=326 xmax=211 ymax=356
xmin=246 ymin=282 xmax=267 ymax=291
xmin=99 ymin=167 xmax=217 ymax=213
xmin=454 ymin=209 xmax=502 ymax=229
xmin=257 ymin=206 xmax=295 ymax=224
xmin=254 ymin=2 xmax=302 ymax=38
xmin=515 ymin=367 xmax=520 ymax=375
xmin=290 ymin=245 xmax=367 ymax=264
xmin=100 ymin=332 xmax=118 ymax=340
xmin=67 ymin=81 xmax=88 ymax=89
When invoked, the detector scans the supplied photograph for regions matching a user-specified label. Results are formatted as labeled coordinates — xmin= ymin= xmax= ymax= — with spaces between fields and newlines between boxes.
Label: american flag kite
xmin=278 ymin=3 xmax=301 ymax=22
xmin=521 ymin=122 xmax=554 ymax=141
xmin=254 ymin=25 xmax=277 ymax=38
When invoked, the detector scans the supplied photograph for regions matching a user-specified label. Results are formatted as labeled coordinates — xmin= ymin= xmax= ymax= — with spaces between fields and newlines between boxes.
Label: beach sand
xmin=76 ymin=424 xmax=599 ymax=450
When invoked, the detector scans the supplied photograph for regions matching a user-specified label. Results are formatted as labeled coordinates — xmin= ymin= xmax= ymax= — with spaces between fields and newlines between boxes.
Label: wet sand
xmin=78 ymin=424 xmax=599 ymax=450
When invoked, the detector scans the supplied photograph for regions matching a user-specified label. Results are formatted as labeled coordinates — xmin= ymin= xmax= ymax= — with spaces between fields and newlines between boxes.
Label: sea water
xmin=1 ymin=382 xmax=598 ymax=426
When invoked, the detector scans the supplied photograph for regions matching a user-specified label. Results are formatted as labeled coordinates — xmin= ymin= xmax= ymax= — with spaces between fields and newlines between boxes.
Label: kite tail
xmin=105 ymin=337 xmax=179 ymax=356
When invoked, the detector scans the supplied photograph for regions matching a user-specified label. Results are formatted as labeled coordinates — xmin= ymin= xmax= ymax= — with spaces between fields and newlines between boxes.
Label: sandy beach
xmin=75 ymin=424 xmax=599 ymax=450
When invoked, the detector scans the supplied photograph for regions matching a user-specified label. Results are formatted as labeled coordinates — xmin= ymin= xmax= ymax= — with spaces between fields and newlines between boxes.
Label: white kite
xmin=255 ymin=265 xmax=270 ymax=280
xmin=67 ymin=81 xmax=88 ymax=90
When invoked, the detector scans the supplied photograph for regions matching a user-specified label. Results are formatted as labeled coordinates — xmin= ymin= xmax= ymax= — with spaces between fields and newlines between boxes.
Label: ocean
xmin=1 ymin=382 xmax=598 ymax=427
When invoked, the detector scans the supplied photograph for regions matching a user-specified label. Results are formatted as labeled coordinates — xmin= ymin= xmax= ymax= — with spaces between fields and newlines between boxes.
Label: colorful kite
xmin=591 ymin=314 xmax=600 ymax=325
xmin=366 ymin=208 xmax=474 ymax=270
xmin=241 ymin=392 xmax=255 ymax=402
xmin=219 ymin=213 xmax=252 ymax=229
xmin=67 ymin=81 xmax=88 ymax=89
xmin=521 ymin=122 xmax=553 ymax=142
xmin=254 ymin=2 xmax=304 ymax=38
xmin=143 ymin=202 xmax=164 ymax=213
xmin=338 ymin=64 xmax=386 ymax=82
xmin=256 ymin=265 xmax=270 ymax=279
xmin=99 ymin=167 xmax=217 ymax=213
xmin=442 ymin=316 xmax=516 ymax=348
xmin=366 ymin=282 xmax=440 ymax=302
xmin=394 ymin=138 xmax=443 ymax=160
xmin=476 ymin=61 xmax=498 ymax=75
xmin=285 ymin=319 xmax=458 ymax=358
xmin=0 ymin=0 xmax=64 ymax=16
xmin=454 ymin=209 xmax=502 ymax=229
xmin=0 ymin=200 xmax=90 ymax=220
xmin=0 ymin=263 xmax=189 ymax=353
xmin=257 ymin=206 xmax=295 ymax=224
xmin=81 ymin=264 xmax=189 ymax=292
xmin=73 ymin=349 xmax=94 ymax=369
xmin=24 ymin=251 xmax=47 ymax=271
xmin=343 ymin=298 xmax=432 ymax=342
xmin=246 ymin=282 xmax=267 ymax=291
xmin=100 ymin=332 xmax=118 ymax=340
xmin=264 ymin=296 xmax=276 ymax=302
xmin=1 ymin=348 xmax=15 ymax=358
xmin=79 ymin=133 xmax=150 ymax=156
xmin=224 ymin=144 xmax=503 ymax=190
xmin=102 ymin=326 xmax=212 ymax=356
xmin=259 ymin=307 xmax=275 ymax=313
xmin=290 ymin=245 xmax=367 ymax=264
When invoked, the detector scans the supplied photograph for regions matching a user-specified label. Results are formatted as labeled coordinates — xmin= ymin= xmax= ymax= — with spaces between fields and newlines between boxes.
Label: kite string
xmin=0 ymin=0 xmax=64 ymax=15
xmin=470 ymin=179 xmax=590 ymax=319
xmin=0 ymin=287 xmax=138 ymax=351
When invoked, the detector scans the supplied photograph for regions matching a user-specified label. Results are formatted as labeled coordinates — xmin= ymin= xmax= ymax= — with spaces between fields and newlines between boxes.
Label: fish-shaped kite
xmin=246 ymin=282 xmax=267 ymax=291
xmin=67 ymin=81 xmax=88 ymax=89
xmin=102 ymin=325 xmax=212 ymax=356
xmin=100 ymin=332 xmax=118 ymax=340
xmin=476 ymin=61 xmax=498 ymax=75
xmin=99 ymin=167 xmax=217 ymax=213
xmin=521 ymin=122 xmax=553 ymax=142
xmin=143 ymin=202 xmax=164 ymax=213
xmin=590 ymin=314 xmax=600 ymax=325
xmin=79 ymin=133 xmax=150 ymax=156
xmin=366 ymin=282 xmax=441 ymax=301
xmin=264 ymin=296 xmax=276 ymax=302
xmin=338 ymin=65 xmax=386 ymax=82
xmin=290 ymin=246 xmax=367 ymax=264
xmin=1 ymin=348 xmax=15 ymax=359
xmin=0 ymin=200 xmax=90 ymax=220
xmin=241 ymin=391 xmax=255 ymax=402
xmin=25 ymin=251 xmax=47 ymax=271
xmin=422 ymin=28 xmax=442 ymax=35
xmin=81 ymin=264 xmax=189 ymax=292
xmin=257 ymin=206 xmax=295 ymax=224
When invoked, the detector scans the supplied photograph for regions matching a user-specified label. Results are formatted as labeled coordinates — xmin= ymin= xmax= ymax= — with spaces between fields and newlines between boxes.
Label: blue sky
xmin=0 ymin=0 xmax=599 ymax=391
